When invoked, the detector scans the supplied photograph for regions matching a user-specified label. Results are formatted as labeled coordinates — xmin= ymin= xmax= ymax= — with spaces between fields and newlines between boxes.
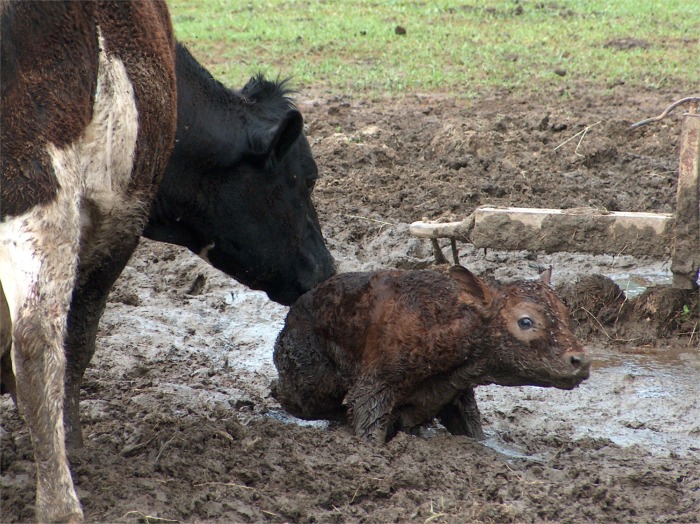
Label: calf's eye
xmin=518 ymin=316 xmax=534 ymax=329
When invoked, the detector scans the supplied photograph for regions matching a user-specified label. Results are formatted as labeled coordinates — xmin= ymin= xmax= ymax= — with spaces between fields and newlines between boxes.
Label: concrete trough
xmin=410 ymin=206 xmax=675 ymax=259
xmin=410 ymin=97 xmax=700 ymax=288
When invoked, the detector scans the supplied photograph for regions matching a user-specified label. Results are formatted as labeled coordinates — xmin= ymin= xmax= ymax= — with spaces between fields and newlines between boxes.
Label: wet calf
xmin=272 ymin=265 xmax=590 ymax=442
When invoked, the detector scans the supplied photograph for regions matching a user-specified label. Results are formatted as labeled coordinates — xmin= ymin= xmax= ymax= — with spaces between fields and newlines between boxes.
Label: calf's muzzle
xmin=564 ymin=350 xmax=591 ymax=381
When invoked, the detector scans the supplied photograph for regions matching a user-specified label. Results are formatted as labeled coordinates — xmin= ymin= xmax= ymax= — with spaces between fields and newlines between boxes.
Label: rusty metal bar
xmin=450 ymin=237 xmax=459 ymax=264
xmin=430 ymin=238 xmax=448 ymax=264
xmin=631 ymin=97 xmax=700 ymax=129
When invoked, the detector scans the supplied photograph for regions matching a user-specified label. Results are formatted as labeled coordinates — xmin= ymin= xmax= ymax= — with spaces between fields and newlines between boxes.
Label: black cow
xmin=144 ymin=43 xmax=335 ymax=306
xmin=61 ymin=43 xmax=336 ymax=449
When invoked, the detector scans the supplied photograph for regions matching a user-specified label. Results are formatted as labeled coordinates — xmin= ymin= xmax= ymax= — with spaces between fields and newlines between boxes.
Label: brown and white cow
xmin=2 ymin=0 xmax=335 ymax=521
xmin=0 ymin=2 xmax=177 ymax=521
xmin=2 ymin=1 xmax=335 ymax=520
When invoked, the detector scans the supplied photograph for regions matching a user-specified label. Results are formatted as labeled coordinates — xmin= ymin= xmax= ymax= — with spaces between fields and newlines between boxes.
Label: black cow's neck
xmin=145 ymin=44 xmax=300 ymax=251
xmin=172 ymin=42 xmax=247 ymax=163
xmin=144 ymin=44 xmax=247 ymax=249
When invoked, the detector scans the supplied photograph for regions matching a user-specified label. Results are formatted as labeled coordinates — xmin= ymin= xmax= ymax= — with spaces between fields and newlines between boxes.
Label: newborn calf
xmin=271 ymin=265 xmax=590 ymax=442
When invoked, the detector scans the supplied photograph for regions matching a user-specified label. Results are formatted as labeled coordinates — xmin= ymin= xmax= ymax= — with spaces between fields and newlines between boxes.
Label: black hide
xmin=144 ymin=43 xmax=334 ymax=305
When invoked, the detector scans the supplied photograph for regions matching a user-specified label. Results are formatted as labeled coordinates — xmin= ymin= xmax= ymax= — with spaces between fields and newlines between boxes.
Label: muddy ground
xmin=3 ymin=82 xmax=700 ymax=523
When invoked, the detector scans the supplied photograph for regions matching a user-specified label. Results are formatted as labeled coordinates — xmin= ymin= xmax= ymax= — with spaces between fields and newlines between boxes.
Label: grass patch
xmin=170 ymin=0 xmax=699 ymax=95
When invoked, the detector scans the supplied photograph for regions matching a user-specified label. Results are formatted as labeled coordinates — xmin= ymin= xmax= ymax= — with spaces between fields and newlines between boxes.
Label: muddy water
xmin=581 ymin=348 xmax=700 ymax=454
xmin=219 ymin=287 xmax=286 ymax=373
xmin=106 ymin=242 xmax=698 ymax=464
xmin=477 ymin=346 xmax=700 ymax=459
xmin=606 ymin=268 xmax=673 ymax=298
xmin=167 ymin=257 xmax=698 ymax=464
xmin=263 ymin=343 xmax=700 ymax=463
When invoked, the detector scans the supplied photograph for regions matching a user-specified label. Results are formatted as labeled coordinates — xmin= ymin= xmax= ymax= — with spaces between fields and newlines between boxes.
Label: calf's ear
xmin=540 ymin=266 xmax=553 ymax=286
xmin=448 ymin=265 xmax=493 ymax=306
xmin=268 ymin=109 xmax=304 ymax=159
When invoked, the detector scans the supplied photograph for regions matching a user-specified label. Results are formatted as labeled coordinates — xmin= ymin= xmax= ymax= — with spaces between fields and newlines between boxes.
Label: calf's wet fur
xmin=271 ymin=265 xmax=590 ymax=442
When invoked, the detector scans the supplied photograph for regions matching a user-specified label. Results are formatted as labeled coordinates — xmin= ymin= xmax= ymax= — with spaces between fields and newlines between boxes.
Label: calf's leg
xmin=346 ymin=375 xmax=396 ymax=442
xmin=437 ymin=387 xmax=485 ymax=440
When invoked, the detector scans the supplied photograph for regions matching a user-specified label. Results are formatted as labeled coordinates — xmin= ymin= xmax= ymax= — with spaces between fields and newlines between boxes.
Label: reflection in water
xmin=606 ymin=268 xmax=673 ymax=298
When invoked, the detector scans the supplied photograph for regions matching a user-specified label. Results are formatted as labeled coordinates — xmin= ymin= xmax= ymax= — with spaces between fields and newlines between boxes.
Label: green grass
xmin=170 ymin=0 xmax=699 ymax=96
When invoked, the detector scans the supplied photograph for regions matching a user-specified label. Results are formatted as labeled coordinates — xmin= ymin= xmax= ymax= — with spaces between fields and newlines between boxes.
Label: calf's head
xmin=450 ymin=266 xmax=590 ymax=390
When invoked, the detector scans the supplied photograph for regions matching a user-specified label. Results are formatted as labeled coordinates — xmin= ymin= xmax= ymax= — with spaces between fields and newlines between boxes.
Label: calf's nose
xmin=568 ymin=352 xmax=591 ymax=377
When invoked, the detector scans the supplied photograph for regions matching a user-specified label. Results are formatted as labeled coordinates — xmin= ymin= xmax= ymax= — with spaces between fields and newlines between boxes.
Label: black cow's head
xmin=144 ymin=45 xmax=335 ymax=305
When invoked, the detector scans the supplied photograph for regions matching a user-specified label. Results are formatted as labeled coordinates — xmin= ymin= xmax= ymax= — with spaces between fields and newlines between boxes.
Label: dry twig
xmin=122 ymin=511 xmax=180 ymax=523
xmin=579 ymin=306 xmax=640 ymax=344
xmin=155 ymin=434 xmax=177 ymax=462
xmin=347 ymin=214 xmax=394 ymax=227
xmin=193 ymin=481 xmax=258 ymax=491
xmin=553 ymin=121 xmax=602 ymax=156
xmin=424 ymin=499 xmax=447 ymax=523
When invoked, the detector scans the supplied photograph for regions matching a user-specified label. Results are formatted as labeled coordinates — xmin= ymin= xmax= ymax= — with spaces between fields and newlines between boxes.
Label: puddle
xmin=606 ymin=268 xmax=673 ymax=298
xmin=266 ymin=409 xmax=330 ymax=429
xmin=101 ymin=249 xmax=697 ymax=461
xmin=247 ymin=337 xmax=700 ymax=461
xmin=481 ymin=434 xmax=547 ymax=462
xmin=220 ymin=287 xmax=286 ymax=373
xmin=478 ymin=346 xmax=700 ymax=458
xmin=578 ymin=347 xmax=700 ymax=454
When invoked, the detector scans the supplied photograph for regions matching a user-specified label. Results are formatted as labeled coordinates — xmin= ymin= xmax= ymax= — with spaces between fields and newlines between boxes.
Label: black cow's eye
xmin=306 ymin=178 xmax=316 ymax=190
xmin=518 ymin=317 xmax=534 ymax=329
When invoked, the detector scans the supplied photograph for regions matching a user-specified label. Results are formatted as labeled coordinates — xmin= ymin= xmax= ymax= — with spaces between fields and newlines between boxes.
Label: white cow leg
xmin=1 ymin=217 xmax=83 ymax=523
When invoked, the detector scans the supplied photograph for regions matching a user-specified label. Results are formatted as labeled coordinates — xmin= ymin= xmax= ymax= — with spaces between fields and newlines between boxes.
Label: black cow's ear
xmin=268 ymin=109 xmax=303 ymax=158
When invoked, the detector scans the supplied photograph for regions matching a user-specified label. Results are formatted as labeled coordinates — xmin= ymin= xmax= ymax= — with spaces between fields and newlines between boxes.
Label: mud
xmin=2 ymin=82 xmax=700 ymax=523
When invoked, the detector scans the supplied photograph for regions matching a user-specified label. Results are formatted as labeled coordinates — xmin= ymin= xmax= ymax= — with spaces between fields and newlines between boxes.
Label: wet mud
xmin=2 ymin=83 xmax=700 ymax=522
